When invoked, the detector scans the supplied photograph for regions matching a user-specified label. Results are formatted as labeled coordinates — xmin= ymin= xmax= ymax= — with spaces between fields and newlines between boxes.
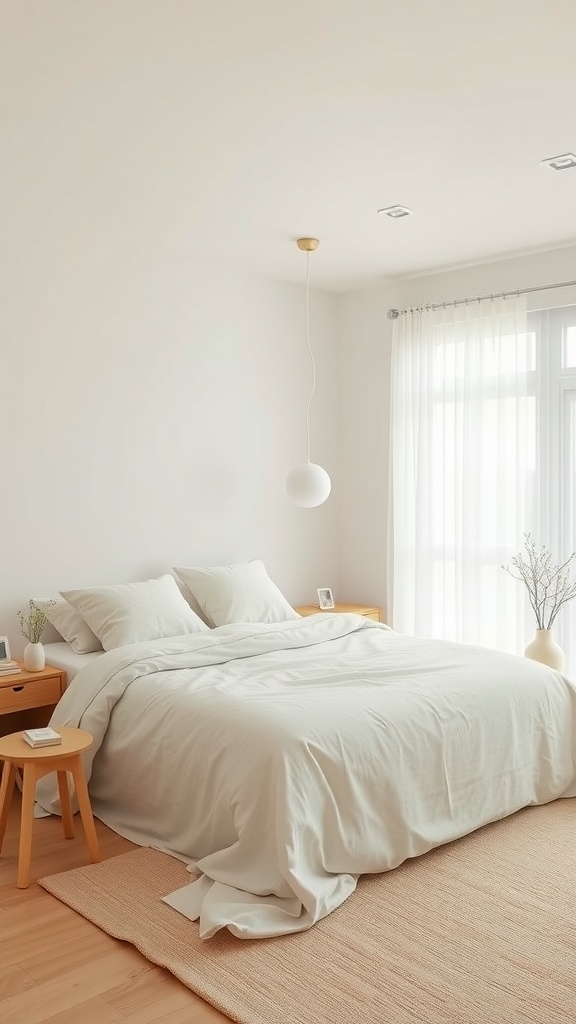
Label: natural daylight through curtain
xmin=388 ymin=296 xmax=576 ymax=674
xmin=388 ymin=296 xmax=533 ymax=657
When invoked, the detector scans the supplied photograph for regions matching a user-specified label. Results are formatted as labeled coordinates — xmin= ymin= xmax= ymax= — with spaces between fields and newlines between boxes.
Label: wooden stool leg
xmin=18 ymin=763 xmax=38 ymax=888
xmin=57 ymin=770 xmax=74 ymax=839
xmin=70 ymin=757 xmax=100 ymax=863
xmin=0 ymin=761 xmax=17 ymax=854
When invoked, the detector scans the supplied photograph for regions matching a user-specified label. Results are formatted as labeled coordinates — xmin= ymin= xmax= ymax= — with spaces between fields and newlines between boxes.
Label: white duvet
xmin=36 ymin=615 xmax=576 ymax=939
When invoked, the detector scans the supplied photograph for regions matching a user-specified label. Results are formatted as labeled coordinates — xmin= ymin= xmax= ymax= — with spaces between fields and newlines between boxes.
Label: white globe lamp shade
xmin=285 ymin=462 xmax=331 ymax=508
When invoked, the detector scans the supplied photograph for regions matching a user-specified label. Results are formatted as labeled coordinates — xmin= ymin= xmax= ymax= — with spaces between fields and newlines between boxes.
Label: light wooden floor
xmin=0 ymin=794 xmax=229 ymax=1023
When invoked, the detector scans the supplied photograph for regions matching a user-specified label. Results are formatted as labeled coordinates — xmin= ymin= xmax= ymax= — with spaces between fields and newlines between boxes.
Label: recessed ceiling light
xmin=377 ymin=205 xmax=413 ymax=218
xmin=540 ymin=153 xmax=576 ymax=171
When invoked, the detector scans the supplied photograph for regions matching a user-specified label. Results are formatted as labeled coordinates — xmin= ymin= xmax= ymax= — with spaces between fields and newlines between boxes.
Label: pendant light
xmin=285 ymin=237 xmax=332 ymax=508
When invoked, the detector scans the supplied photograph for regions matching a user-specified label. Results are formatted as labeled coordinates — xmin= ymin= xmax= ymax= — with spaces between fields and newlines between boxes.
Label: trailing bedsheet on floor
xmin=36 ymin=615 xmax=576 ymax=938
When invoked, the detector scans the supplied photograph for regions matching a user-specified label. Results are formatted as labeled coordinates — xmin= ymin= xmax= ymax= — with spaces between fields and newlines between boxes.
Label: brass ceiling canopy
xmin=296 ymin=237 xmax=319 ymax=252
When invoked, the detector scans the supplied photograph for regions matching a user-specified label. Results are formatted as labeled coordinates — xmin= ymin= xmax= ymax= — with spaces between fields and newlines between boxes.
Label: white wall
xmin=2 ymin=251 xmax=340 ymax=655
xmin=337 ymin=244 xmax=576 ymax=622
xmin=1 ymin=1 xmax=346 ymax=657
xmin=337 ymin=280 xmax=402 ymax=617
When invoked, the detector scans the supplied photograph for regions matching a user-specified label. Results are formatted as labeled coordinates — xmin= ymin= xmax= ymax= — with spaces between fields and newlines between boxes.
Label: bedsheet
xmin=43 ymin=642 xmax=103 ymax=683
xmin=35 ymin=615 xmax=576 ymax=939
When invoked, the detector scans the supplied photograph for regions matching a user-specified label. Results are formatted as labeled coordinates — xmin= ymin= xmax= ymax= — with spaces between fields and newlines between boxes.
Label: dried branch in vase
xmin=502 ymin=534 xmax=576 ymax=630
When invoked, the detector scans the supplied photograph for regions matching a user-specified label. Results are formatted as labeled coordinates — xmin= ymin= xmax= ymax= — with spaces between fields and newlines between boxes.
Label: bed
xmin=36 ymin=612 xmax=576 ymax=940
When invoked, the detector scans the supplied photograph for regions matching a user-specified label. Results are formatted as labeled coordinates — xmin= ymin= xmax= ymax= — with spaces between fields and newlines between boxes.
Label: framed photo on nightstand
xmin=0 ymin=636 xmax=10 ymax=661
xmin=317 ymin=588 xmax=335 ymax=610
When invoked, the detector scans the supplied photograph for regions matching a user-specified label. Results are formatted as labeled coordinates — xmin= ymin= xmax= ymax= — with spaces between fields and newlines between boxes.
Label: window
xmin=389 ymin=298 xmax=576 ymax=673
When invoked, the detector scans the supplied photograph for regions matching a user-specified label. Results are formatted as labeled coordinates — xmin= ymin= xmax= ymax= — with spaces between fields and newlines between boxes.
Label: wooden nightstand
xmin=0 ymin=662 xmax=67 ymax=739
xmin=295 ymin=603 xmax=382 ymax=622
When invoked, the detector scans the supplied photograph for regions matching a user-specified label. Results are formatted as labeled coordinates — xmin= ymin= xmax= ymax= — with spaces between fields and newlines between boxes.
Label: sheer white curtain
xmin=388 ymin=295 xmax=535 ymax=654
xmin=528 ymin=304 xmax=576 ymax=672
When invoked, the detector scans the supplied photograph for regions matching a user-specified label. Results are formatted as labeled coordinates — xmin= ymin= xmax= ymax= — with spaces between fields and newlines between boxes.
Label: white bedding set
xmin=36 ymin=614 xmax=576 ymax=940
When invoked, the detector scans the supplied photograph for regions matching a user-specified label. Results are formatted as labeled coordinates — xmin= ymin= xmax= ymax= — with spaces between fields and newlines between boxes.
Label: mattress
xmin=43 ymin=642 xmax=103 ymax=684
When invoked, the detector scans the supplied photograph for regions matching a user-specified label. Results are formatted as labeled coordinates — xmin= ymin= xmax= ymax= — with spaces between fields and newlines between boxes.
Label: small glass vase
xmin=524 ymin=629 xmax=565 ymax=672
xmin=23 ymin=642 xmax=45 ymax=672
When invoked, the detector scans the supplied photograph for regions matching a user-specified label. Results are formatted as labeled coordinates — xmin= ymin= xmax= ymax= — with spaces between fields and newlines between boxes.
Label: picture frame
xmin=0 ymin=636 xmax=11 ymax=662
xmin=317 ymin=587 xmax=335 ymax=610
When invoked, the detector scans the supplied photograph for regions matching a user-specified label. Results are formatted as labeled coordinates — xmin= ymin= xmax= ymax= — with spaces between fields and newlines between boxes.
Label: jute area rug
xmin=39 ymin=800 xmax=576 ymax=1024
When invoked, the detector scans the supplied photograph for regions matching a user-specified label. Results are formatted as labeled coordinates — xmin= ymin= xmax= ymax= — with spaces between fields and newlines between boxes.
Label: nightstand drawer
xmin=0 ymin=677 xmax=62 ymax=714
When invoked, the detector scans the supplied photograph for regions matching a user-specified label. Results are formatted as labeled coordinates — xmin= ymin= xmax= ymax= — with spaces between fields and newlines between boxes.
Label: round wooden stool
xmin=0 ymin=726 xmax=101 ymax=888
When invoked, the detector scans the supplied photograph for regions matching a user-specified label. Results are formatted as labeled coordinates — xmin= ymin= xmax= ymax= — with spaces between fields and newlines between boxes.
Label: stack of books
xmin=23 ymin=727 xmax=62 ymax=748
xmin=0 ymin=659 xmax=21 ymax=676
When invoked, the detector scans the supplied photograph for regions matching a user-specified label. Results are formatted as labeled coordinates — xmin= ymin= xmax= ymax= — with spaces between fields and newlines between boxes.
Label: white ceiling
xmin=4 ymin=0 xmax=576 ymax=291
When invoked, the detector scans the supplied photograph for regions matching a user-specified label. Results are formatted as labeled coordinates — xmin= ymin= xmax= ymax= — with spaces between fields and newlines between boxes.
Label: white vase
xmin=524 ymin=629 xmax=565 ymax=672
xmin=23 ymin=642 xmax=45 ymax=672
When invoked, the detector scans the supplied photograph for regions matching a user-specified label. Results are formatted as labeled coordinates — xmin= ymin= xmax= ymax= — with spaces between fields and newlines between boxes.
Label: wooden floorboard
xmin=0 ymin=795 xmax=229 ymax=1023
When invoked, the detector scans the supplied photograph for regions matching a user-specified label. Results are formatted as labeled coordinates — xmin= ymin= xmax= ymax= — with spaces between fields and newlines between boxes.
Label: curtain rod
xmin=386 ymin=278 xmax=576 ymax=319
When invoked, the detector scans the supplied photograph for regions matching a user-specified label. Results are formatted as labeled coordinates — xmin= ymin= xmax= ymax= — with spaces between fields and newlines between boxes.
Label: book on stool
xmin=23 ymin=727 xmax=63 ymax=748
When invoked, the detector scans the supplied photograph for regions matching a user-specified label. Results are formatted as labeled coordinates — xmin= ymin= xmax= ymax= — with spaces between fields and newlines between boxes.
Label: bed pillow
xmin=173 ymin=560 xmax=299 ymax=627
xmin=61 ymin=574 xmax=209 ymax=651
xmin=34 ymin=597 xmax=103 ymax=655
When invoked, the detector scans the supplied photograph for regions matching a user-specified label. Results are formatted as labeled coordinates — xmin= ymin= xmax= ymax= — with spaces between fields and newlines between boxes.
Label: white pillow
xmin=173 ymin=560 xmax=299 ymax=627
xmin=34 ymin=597 xmax=103 ymax=655
xmin=61 ymin=574 xmax=209 ymax=651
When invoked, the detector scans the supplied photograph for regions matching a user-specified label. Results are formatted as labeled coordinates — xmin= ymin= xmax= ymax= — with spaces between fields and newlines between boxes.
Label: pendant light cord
xmin=304 ymin=250 xmax=316 ymax=464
